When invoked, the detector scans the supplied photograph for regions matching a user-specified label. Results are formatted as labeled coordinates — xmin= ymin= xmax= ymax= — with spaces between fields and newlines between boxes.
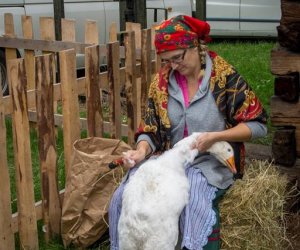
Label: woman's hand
xmin=122 ymin=149 xmax=147 ymax=169
xmin=122 ymin=140 xmax=152 ymax=169
xmin=194 ymin=132 xmax=217 ymax=152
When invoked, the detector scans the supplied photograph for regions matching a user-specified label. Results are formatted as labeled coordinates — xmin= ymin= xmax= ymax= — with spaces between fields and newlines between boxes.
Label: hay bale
xmin=220 ymin=160 xmax=291 ymax=250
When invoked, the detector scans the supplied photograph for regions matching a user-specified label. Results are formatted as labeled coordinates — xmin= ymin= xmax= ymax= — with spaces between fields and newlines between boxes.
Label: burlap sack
xmin=61 ymin=137 xmax=131 ymax=248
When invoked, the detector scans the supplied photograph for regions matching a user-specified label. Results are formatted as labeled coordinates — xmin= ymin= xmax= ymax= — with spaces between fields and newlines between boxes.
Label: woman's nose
xmin=171 ymin=62 xmax=179 ymax=69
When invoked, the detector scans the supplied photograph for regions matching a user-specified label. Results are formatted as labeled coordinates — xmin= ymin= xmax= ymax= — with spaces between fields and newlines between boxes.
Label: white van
xmin=0 ymin=0 xmax=281 ymax=95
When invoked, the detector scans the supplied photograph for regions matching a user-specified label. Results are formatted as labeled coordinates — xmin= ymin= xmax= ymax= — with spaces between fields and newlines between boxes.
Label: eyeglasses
xmin=161 ymin=49 xmax=187 ymax=64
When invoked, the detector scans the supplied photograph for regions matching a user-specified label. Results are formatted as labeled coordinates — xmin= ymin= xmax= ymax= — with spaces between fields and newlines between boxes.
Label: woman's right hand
xmin=122 ymin=149 xmax=146 ymax=169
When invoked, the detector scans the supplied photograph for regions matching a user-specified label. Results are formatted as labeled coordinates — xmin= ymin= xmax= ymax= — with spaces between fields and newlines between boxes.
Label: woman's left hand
xmin=194 ymin=132 xmax=217 ymax=152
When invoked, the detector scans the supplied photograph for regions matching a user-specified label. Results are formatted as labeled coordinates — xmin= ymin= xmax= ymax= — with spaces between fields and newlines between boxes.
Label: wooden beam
xmin=0 ymin=36 xmax=155 ymax=59
xmin=271 ymin=45 xmax=300 ymax=75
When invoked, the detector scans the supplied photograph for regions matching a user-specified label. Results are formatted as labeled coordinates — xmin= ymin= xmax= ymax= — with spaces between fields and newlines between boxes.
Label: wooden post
xmin=0 ymin=90 xmax=14 ymax=249
xmin=53 ymin=0 xmax=65 ymax=41
xmin=109 ymin=22 xmax=118 ymax=42
xmin=59 ymin=49 xmax=81 ymax=177
xmin=8 ymin=58 xmax=39 ymax=249
xmin=61 ymin=18 xmax=76 ymax=42
xmin=35 ymin=54 xmax=62 ymax=242
xmin=107 ymin=42 xmax=122 ymax=139
xmin=124 ymin=31 xmax=139 ymax=146
xmin=141 ymin=28 xmax=152 ymax=118
xmin=195 ymin=0 xmax=206 ymax=20
xmin=22 ymin=15 xmax=35 ymax=90
xmin=85 ymin=20 xmax=99 ymax=44
xmin=4 ymin=13 xmax=17 ymax=97
xmin=85 ymin=45 xmax=103 ymax=137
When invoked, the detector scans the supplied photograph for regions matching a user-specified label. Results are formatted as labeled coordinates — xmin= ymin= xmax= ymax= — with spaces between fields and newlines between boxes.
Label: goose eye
xmin=227 ymin=148 xmax=231 ymax=152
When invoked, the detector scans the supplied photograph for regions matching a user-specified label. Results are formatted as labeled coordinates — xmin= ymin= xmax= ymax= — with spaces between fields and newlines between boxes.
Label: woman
xmin=109 ymin=15 xmax=267 ymax=250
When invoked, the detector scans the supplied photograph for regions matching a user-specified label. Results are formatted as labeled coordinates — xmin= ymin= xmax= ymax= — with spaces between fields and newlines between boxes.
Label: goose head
xmin=207 ymin=141 xmax=236 ymax=174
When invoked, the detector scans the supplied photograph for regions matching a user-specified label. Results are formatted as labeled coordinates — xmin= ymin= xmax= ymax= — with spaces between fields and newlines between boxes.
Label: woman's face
xmin=159 ymin=47 xmax=200 ymax=76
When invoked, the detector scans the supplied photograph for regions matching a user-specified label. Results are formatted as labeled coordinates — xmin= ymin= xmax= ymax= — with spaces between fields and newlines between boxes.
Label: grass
xmin=6 ymin=39 xmax=276 ymax=249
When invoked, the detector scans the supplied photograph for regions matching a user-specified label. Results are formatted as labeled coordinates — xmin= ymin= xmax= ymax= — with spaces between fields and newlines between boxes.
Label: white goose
xmin=118 ymin=132 xmax=235 ymax=250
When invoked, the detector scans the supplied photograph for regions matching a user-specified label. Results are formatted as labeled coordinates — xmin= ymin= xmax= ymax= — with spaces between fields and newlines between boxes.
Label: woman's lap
xmin=109 ymin=166 xmax=226 ymax=250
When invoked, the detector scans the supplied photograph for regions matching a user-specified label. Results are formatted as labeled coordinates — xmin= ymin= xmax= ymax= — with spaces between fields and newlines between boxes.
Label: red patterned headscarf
xmin=154 ymin=15 xmax=211 ymax=54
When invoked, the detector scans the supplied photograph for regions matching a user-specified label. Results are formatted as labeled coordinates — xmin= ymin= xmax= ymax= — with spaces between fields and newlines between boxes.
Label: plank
xmin=107 ymin=42 xmax=121 ymax=139
xmin=124 ymin=31 xmax=139 ymax=146
xmin=85 ymin=45 xmax=103 ymax=137
xmin=35 ymin=54 xmax=61 ymax=241
xmin=109 ymin=22 xmax=118 ymax=42
xmin=271 ymin=45 xmax=300 ymax=75
xmin=126 ymin=22 xmax=142 ymax=49
xmin=141 ymin=28 xmax=152 ymax=118
xmin=59 ymin=49 xmax=81 ymax=177
xmin=85 ymin=20 xmax=99 ymax=44
xmin=0 ymin=36 xmax=153 ymax=60
xmin=40 ymin=17 xmax=56 ymax=42
xmin=61 ymin=19 xmax=76 ymax=42
xmin=4 ymin=13 xmax=17 ymax=97
xmin=8 ymin=58 xmax=39 ymax=249
xmin=0 ymin=88 xmax=14 ymax=249
xmin=22 ymin=15 xmax=36 ymax=90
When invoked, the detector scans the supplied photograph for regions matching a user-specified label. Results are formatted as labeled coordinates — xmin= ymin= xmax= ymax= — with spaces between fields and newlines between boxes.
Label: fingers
xmin=122 ymin=151 xmax=136 ymax=168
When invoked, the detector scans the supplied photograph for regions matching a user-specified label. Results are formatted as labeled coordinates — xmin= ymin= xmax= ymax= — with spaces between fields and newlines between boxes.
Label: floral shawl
xmin=135 ymin=51 xmax=268 ymax=176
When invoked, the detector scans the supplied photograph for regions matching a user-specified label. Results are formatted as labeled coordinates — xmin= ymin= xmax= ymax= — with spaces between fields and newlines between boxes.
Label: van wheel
xmin=0 ymin=49 xmax=9 ymax=96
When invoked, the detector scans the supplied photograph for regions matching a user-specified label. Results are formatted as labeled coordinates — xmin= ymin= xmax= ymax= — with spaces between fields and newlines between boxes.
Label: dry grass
xmin=220 ymin=160 xmax=297 ymax=250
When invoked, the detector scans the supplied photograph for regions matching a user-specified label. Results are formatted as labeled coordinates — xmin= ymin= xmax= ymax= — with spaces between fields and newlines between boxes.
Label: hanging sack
xmin=61 ymin=137 xmax=131 ymax=248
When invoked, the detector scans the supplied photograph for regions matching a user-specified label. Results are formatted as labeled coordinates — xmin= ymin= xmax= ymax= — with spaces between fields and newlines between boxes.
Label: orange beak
xmin=225 ymin=156 xmax=237 ymax=174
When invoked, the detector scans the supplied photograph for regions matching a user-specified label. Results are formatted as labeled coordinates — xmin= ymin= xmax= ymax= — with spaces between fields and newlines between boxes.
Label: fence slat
xmin=35 ymin=54 xmax=62 ymax=242
xmin=22 ymin=15 xmax=35 ymax=90
xmin=62 ymin=19 xmax=76 ymax=42
xmin=85 ymin=45 xmax=103 ymax=137
xmin=0 ymin=91 xmax=15 ymax=249
xmin=40 ymin=17 xmax=56 ymax=42
xmin=85 ymin=20 xmax=99 ymax=44
xmin=109 ymin=22 xmax=118 ymax=42
xmin=108 ymin=42 xmax=121 ymax=139
xmin=5 ymin=13 xmax=17 ymax=98
xmin=124 ymin=31 xmax=139 ymax=146
xmin=59 ymin=49 xmax=81 ymax=176
xmin=141 ymin=29 xmax=152 ymax=118
xmin=8 ymin=58 xmax=39 ymax=250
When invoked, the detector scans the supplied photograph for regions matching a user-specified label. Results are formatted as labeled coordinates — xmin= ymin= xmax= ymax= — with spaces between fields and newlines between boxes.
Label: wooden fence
xmin=0 ymin=13 xmax=159 ymax=249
